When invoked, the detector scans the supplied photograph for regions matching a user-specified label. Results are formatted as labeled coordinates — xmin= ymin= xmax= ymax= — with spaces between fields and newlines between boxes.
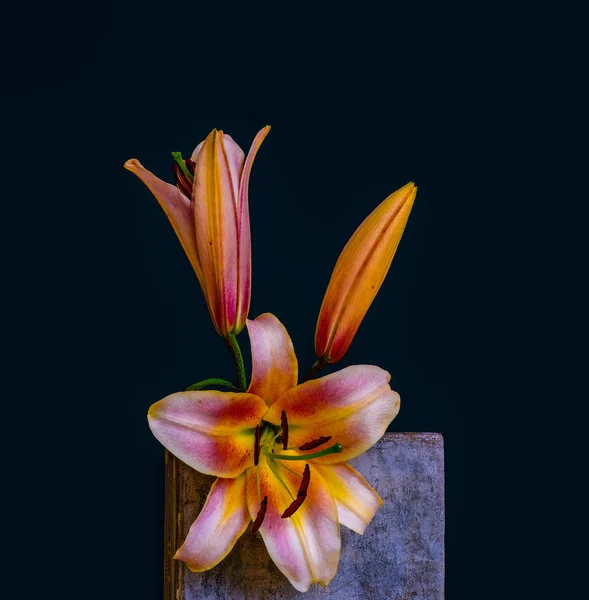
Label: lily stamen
xmin=171 ymin=151 xmax=195 ymax=181
xmin=171 ymin=152 xmax=196 ymax=198
xmin=251 ymin=495 xmax=268 ymax=533
xmin=254 ymin=424 xmax=261 ymax=466
xmin=172 ymin=164 xmax=192 ymax=198
xmin=280 ymin=410 xmax=289 ymax=450
xmin=281 ymin=464 xmax=311 ymax=518
xmin=298 ymin=436 xmax=332 ymax=451
xmin=264 ymin=443 xmax=342 ymax=461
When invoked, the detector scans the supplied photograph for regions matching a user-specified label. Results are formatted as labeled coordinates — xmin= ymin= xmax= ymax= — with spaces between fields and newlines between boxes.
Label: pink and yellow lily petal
xmin=148 ymin=313 xmax=400 ymax=592
xmin=315 ymin=181 xmax=417 ymax=364
xmin=124 ymin=126 xmax=270 ymax=337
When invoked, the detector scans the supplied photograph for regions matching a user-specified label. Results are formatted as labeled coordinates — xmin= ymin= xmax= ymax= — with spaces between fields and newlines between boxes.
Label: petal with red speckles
xmin=265 ymin=365 xmax=399 ymax=464
xmin=148 ymin=390 xmax=267 ymax=478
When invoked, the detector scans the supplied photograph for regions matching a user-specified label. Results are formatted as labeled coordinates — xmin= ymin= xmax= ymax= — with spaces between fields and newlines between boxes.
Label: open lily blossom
xmin=124 ymin=126 xmax=270 ymax=338
xmin=315 ymin=182 xmax=417 ymax=364
xmin=148 ymin=313 xmax=400 ymax=592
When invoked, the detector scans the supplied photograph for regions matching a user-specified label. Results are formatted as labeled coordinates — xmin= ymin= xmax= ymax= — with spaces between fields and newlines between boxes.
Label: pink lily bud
xmin=315 ymin=182 xmax=417 ymax=363
xmin=125 ymin=127 xmax=270 ymax=337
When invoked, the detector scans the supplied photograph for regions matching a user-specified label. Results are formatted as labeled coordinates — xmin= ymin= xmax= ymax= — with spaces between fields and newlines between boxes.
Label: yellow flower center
xmin=250 ymin=411 xmax=343 ymax=532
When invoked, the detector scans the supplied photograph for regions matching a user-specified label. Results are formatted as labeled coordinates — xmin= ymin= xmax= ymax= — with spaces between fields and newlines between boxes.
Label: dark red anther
xmin=298 ymin=436 xmax=332 ymax=451
xmin=281 ymin=464 xmax=311 ymax=519
xmin=254 ymin=424 xmax=261 ymax=466
xmin=251 ymin=496 xmax=268 ymax=533
xmin=280 ymin=410 xmax=288 ymax=450
xmin=300 ymin=462 xmax=311 ymax=494
xmin=172 ymin=163 xmax=193 ymax=199
xmin=281 ymin=495 xmax=304 ymax=519
xmin=185 ymin=159 xmax=196 ymax=175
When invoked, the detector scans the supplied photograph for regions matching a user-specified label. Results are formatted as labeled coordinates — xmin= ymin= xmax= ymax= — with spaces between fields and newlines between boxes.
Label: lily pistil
xmin=171 ymin=152 xmax=195 ymax=198
xmin=251 ymin=412 xmax=342 ymax=530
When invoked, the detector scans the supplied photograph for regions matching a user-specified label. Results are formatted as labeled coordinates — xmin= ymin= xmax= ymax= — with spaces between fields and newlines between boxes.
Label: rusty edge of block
xmin=164 ymin=449 xmax=184 ymax=600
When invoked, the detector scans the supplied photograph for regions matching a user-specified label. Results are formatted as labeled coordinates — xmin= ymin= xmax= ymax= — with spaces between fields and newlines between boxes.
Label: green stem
xmin=226 ymin=333 xmax=247 ymax=392
xmin=278 ymin=462 xmax=303 ymax=478
xmin=267 ymin=458 xmax=295 ymax=501
xmin=302 ymin=356 xmax=328 ymax=382
xmin=256 ymin=467 xmax=261 ymax=503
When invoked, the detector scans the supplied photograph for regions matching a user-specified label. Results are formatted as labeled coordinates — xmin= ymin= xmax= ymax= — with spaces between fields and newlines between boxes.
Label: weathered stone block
xmin=165 ymin=432 xmax=444 ymax=599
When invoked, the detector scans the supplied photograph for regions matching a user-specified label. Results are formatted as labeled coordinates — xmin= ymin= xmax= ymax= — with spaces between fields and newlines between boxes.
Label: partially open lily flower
xmin=124 ymin=127 xmax=270 ymax=337
xmin=148 ymin=313 xmax=400 ymax=592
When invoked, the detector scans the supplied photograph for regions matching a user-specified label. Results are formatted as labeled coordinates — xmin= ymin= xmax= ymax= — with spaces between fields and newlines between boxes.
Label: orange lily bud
xmin=125 ymin=127 xmax=270 ymax=337
xmin=315 ymin=182 xmax=417 ymax=363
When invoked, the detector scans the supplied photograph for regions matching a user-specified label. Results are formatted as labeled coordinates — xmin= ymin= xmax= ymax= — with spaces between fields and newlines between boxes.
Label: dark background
xmin=2 ymin=1 xmax=553 ymax=598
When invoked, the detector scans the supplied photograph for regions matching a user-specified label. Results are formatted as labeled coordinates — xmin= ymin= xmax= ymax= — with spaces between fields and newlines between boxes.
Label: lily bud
xmin=315 ymin=182 xmax=417 ymax=363
xmin=125 ymin=126 xmax=270 ymax=337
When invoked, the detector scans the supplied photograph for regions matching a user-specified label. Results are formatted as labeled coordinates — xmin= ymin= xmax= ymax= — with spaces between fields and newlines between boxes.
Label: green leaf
xmin=185 ymin=378 xmax=237 ymax=391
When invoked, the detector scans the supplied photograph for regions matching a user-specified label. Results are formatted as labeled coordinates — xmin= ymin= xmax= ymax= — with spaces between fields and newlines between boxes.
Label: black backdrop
xmin=2 ymin=1 xmax=543 ymax=598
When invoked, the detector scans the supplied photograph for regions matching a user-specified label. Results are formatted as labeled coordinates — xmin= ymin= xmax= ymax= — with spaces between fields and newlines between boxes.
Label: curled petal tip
xmin=123 ymin=158 xmax=140 ymax=171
